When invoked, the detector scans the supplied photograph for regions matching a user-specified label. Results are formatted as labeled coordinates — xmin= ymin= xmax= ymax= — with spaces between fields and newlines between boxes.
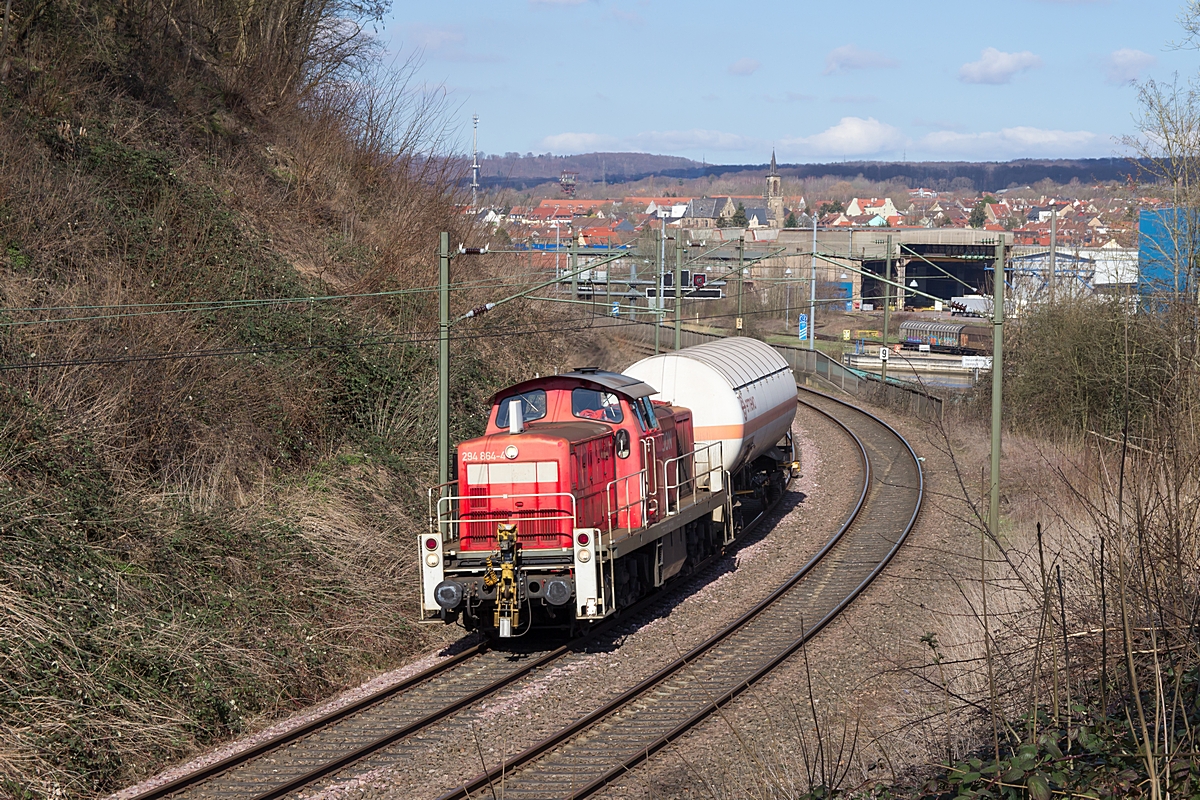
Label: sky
xmin=383 ymin=0 xmax=1198 ymax=164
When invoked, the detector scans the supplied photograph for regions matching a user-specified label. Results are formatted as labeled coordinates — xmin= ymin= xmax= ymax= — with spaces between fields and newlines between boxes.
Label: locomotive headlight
xmin=577 ymin=549 xmax=591 ymax=563
xmin=425 ymin=553 xmax=440 ymax=568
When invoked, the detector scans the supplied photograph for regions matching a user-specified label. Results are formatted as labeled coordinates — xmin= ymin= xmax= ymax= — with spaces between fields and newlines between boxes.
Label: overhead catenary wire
xmin=0 ymin=230 xmax=939 ymax=371
xmin=0 ymin=238 xmax=653 ymax=327
xmin=0 ymin=276 xmax=576 ymax=327
xmin=0 ymin=232 xmax=803 ymax=329
xmin=0 ymin=298 xmax=867 ymax=372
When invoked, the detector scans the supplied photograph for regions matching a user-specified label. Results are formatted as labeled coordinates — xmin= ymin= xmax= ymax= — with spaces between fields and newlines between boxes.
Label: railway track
xmin=125 ymin=384 xmax=918 ymax=800
xmin=433 ymin=388 xmax=922 ymax=800
xmin=124 ymin=443 xmax=798 ymax=800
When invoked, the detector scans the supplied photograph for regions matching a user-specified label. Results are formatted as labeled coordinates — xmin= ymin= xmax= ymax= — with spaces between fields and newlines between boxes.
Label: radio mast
xmin=470 ymin=114 xmax=480 ymax=213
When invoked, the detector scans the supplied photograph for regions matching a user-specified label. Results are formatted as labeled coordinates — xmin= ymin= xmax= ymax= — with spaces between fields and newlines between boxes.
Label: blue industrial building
xmin=1138 ymin=208 xmax=1198 ymax=297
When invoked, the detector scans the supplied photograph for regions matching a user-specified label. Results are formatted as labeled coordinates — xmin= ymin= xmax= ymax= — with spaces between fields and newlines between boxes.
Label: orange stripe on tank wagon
xmin=693 ymin=398 xmax=795 ymax=440
xmin=692 ymin=423 xmax=744 ymax=439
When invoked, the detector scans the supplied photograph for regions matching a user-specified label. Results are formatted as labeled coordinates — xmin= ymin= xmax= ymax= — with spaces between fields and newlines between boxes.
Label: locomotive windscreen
xmin=571 ymin=388 xmax=624 ymax=422
xmin=495 ymin=389 xmax=547 ymax=427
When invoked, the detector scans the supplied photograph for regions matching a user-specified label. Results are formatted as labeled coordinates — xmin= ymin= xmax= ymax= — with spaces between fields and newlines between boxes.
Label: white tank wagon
xmin=625 ymin=338 xmax=798 ymax=487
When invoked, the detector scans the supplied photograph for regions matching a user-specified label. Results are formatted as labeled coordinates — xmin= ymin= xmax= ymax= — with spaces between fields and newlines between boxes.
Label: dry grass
xmin=0 ymin=5 xmax=598 ymax=797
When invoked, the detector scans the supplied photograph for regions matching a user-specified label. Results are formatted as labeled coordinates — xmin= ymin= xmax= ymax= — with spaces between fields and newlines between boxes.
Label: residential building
xmin=845 ymin=197 xmax=899 ymax=219
xmin=682 ymin=196 xmax=736 ymax=228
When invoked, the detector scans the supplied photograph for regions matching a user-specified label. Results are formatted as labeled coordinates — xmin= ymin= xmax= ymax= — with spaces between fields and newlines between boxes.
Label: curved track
xmin=126 ymin=388 xmax=917 ymax=800
xmin=125 ymin=434 xmax=802 ymax=800
xmin=434 ymin=388 xmax=923 ymax=800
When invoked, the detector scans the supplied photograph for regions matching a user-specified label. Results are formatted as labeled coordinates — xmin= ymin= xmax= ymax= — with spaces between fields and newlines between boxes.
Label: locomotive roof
xmin=491 ymin=369 xmax=658 ymax=402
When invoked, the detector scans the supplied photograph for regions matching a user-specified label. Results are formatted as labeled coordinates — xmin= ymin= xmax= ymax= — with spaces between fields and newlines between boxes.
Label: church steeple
xmin=765 ymin=150 xmax=783 ymax=227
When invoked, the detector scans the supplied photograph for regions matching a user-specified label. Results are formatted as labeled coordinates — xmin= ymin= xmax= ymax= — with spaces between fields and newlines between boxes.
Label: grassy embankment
xmin=0 ymin=2 xmax=587 ymax=796
xmin=836 ymin=301 xmax=1200 ymax=799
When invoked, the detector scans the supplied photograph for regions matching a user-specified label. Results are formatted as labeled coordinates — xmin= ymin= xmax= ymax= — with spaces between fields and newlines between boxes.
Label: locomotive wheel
xmin=615 ymin=549 xmax=653 ymax=608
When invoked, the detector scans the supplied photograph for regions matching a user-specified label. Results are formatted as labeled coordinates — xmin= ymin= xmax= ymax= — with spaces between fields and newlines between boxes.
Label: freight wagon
xmin=899 ymin=320 xmax=991 ymax=356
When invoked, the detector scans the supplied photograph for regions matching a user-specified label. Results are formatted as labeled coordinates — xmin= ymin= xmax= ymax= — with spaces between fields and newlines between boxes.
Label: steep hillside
xmin=0 ymin=3 xmax=585 ymax=797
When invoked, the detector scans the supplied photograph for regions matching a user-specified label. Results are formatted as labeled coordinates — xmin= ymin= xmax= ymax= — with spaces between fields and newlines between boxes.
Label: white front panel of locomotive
xmin=419 ymin=533 xmax=445 ymax=613
xmin=573 ymin=528 xmax=601 ymax=618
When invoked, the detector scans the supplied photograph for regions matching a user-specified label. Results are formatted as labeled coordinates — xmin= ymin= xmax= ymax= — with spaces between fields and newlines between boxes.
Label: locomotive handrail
xmin=604 ymin=468 xmax=649 ymax=536
xmin=427 ymin=480 xmax=461 ymax=539
xmin=661 ymin=441 xmax=724 ymax=515
xmin=641 ymin=437 xmax=658 ymax=500
xmin=431 ymin=491 xmax=579 ymax=541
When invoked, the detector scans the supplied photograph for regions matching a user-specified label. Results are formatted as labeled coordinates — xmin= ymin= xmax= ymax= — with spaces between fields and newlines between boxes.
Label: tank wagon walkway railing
xmin=614 ymin=321 xmax=943 ymax=421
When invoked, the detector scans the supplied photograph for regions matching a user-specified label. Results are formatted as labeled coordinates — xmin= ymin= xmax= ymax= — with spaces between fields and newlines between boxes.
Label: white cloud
xmin=920 ymin=126 xmax=1102 ymax=158
xmin=728 ymin=58 xmax=761 ymax=76
xmin=406 ymin=23 xmax=464 ymax=51
xmin=783 ymin=117 xmax=904 ymax=158
xmin=1104 ymin=48 xmax=1156 ymax=85
xmin=403 ymin=24 xmax=502 ymax=63
xmin=630 ymin=129 xmax=759 ymax=153
xmin=539 ymin=121 xmax=1106 ymax=162
xmin=823 ymin=45 xmax=899 ymax=75
xmin=539 ymin=132 xmax=619 ymax=153
xmin=959 ymin=48 xmax=1043 ymax=84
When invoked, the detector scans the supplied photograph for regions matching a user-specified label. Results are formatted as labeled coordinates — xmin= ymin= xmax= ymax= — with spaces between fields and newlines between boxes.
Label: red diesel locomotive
xmin=419 ymin=338 xmax=798 ymax=637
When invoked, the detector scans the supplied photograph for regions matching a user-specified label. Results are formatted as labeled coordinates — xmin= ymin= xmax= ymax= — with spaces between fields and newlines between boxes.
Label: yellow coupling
xmin=493 ymin=523 xmax=521 ymax=637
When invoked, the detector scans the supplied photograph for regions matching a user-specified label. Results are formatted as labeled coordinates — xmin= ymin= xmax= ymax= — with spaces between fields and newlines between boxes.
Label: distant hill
xmin=776 ymin=158 xmax=1140 ymax=190
xmin=475 ymin=153 xmax=1142 ymax=193
xmin=480 ymin=151 xmax=701 ymax=182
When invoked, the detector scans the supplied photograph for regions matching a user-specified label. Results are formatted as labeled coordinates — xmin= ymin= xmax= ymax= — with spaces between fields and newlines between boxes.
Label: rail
xmin=604 ymin=467 xmax=648 ymax=535
xmin=603 ymin=439 xmax=725 ymax=531
xmin=431 ymin=490 xmax=578 ymax=545
xmin=427 ymin=479 xmax=460 ymax=539
xmin=126 ymin=395 xmax=888 ymax=800
xmin=435 ymin=391 xmax=923 ymax=799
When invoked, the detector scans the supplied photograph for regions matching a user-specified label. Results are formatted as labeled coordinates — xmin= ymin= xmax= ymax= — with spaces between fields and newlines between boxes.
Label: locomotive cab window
xmin=633 ymin=397 xmax=658 ymax=432
xmin=640 ymin=398 xmax=660 ymax=430
xmin=495 ymin=389 xmax=547 ymax=427
xmin=571 ymin=388 xmax=624 ymax=423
